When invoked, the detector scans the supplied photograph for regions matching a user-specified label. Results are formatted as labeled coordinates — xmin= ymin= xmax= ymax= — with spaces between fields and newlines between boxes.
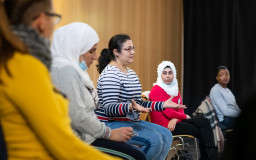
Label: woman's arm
xmin=210 ymin=88 xmax=241 ymax=117
xmin=136 ymin=99 xmax=165 ymax=111
xmin=51 ymin=67 xmax=110 ymax=139
xmin=149 ymin=86 xmax=187 ymax=120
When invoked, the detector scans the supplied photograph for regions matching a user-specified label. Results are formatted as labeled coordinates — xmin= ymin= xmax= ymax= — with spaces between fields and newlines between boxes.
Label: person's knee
xmin=158 ymin=126 xmax=173 ymax=143
xmin=165 ymin=127 xmax=173 ymax=139
xmin=200 ymin=117 xmax=211 ymax=126
xmin=129 ymin=136 xmax=152 ymax=153
xmin=149 ymin=131 xmax=163 ymax=144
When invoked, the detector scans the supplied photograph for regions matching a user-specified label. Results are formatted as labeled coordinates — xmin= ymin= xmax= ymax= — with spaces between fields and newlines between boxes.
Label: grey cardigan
xmin=51 ymin=65 xmax=111 ymax=144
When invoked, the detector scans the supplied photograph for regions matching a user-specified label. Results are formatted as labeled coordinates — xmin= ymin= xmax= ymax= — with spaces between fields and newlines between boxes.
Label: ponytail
xmin=96 ymin=34 xmax=131 ymax=74
xmin=97 ymin=48 xmax=115 ymax=74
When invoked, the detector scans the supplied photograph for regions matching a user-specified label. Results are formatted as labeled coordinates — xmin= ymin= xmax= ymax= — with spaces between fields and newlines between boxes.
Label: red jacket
xmin=149 ymin=85 xmax=187 ymax=128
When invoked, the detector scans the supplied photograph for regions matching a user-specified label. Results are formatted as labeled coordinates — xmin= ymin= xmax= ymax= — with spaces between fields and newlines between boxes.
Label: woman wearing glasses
xmin=96 ymin=34 xmax=186 ymax=160
xmin=51 ymin=22 xmax=146 ymax=160
xmin=0 ymin=0 xmax=118 ymax=159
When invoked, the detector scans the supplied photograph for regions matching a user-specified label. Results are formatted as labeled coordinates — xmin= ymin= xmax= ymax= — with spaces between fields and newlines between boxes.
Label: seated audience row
xmin=0 ymin=1 xmax=185 ymax=159
xmin=50 ymin=23 xmax=186 ymax=160
xmin=95 ymin=34 xmax=187 ymax=160
xmin=1 ymin=0 xmax=240 ymax=160
xmin=149 ymin=61 xmax=218 ymax=160
xmin=50 ymin=22 xmax=146 ymax=160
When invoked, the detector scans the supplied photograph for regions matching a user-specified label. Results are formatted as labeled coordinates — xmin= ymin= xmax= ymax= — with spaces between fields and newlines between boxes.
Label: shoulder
xmin=6 ymin=52 xmax=49 ymax=79
xmin=127 ymin=67 xmax=136 ymax=74
xmin=151 ymin=85 xmax=165 ymax=93
xmin=51 ymin=65 xmax=82 ymax=85
xmin=150 ymin=85 xmax=161 ymax=92
xmin=51 ymin=65 xmax=80 ymax=79
xmin=98 ymin=65 xmax=121 ymax=81
xmin=1 ymin=52 xmax=52 ymax=93
xmin=127 ymin=68 xmax=139 ymax=78
xmin=13 ymin=52 xmax=47 ymax=71
xmin=150 ymin=85 xmax=166 ymax=98
xmin=210 ymin=84 xmax=223 ymax=99
xmin=210 ymin=84 xmax=220 ymax=93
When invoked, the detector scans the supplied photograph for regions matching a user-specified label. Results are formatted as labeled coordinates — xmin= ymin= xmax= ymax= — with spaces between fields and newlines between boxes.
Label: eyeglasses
xmin=44 ymin=12 xmax=62 ymax=24
xmin=122 ymin=46 xmax=136 ymax=53
xmin=32 ymin=12 xmax=62 ymax=24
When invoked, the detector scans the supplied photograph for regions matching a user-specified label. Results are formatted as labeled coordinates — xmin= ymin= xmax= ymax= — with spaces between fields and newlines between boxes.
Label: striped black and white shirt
xmin=95 ymin=65 xmax=164 ymax=122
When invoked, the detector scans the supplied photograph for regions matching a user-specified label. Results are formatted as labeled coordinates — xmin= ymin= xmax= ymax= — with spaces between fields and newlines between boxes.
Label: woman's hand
xmin=163 ymin=96 xmax=187 ymax=109
xmin=167 ymin=119 xmax=178 ymax=131
xmin=130 ymin=100 xmax=151 ymax=113
xmin=110 ymin=127 xmax=133 ymax=142
xmin=186 ymin=114 xmax=191 ymax=119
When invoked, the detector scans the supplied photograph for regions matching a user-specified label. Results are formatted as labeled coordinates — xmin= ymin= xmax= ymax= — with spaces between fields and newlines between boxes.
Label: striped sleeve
xmin=136 ymin=99 xmax=164 ymax=111
xmin=97 ymin=72 xmax=131 ymax=117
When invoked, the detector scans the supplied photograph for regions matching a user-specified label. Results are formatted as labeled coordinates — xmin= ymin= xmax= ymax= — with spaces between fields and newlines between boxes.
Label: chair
xmin=0 ymin=124 xmax=8 ymax=160
xmin=141 ymin=91 xmax=199 ymax=160
xmin=167 ymin=135 xmax=199 ymax=160
xmin=140 ymin=92 xmax=151 ymax=122
xmin=193 ymin=96 xmax=225 ymax=152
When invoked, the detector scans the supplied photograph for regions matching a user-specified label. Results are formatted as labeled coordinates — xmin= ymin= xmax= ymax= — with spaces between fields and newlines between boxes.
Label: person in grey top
xmin=50 ymin=22 xmax=146 ymax=160
xmin=210 ymin=66 xmax=241 ymax=130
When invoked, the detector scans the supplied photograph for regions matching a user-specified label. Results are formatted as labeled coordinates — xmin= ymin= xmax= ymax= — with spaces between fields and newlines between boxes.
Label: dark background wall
xmin=183 ymin=0 xmax=256 ymax=115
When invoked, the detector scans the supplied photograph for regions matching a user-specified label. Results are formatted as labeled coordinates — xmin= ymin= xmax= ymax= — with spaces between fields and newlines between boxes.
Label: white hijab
xmin=51 ymin=22 xmax=99 ymax=92
xmin=153 ymin=61 xmax=179 ymax=96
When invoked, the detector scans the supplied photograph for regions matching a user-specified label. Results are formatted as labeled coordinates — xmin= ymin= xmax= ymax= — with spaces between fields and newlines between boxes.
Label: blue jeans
xmin=220 ymin=117 xmax=238 ymax=130
xmin=106 ymin=120 xmax=173 ymax=160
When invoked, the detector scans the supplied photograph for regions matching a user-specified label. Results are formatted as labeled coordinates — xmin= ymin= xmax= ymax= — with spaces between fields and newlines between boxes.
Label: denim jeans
xmin=106 ymin=120 xmax=173 ymax=160
xmin=220 ymin=116 xmax=238 ymax=130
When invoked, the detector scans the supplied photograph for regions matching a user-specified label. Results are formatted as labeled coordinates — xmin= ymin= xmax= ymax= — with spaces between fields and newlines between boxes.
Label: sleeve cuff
xmin=104 ymin=127 xmax=111 ymax=139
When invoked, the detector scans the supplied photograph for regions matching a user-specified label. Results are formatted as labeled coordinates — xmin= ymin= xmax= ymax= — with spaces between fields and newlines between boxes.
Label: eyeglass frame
xmin=32 ymin=12 xmax=62 ymax=24
xmin=44 ymin=12 xmax=62 ymax=24
xmin=121 ymin=46 xmax=136 ymax=53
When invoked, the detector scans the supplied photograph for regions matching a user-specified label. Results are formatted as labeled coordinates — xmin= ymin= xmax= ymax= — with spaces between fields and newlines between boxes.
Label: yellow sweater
xmin=0 ymin=52 xmax=119 ymax=160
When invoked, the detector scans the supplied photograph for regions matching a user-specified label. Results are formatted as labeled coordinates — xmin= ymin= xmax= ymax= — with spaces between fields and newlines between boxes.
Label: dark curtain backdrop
xmin=183 ymin=0 xmax=256 ymax=115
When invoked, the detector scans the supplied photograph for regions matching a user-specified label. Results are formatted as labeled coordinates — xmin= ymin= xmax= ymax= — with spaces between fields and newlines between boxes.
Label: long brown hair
xmin=0 ymin=0 xmax=51 ymax=83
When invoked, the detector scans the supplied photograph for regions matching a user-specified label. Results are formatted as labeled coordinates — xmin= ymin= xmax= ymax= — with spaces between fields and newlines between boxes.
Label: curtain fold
xmin=183 ymin=0 xmax=256 ymax=115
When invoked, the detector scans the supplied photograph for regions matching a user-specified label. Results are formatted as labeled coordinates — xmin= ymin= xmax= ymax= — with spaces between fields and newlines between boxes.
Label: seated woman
xmin=210 ymin=66 xmax=241 ymax=130
xmin=96 ymin=34 xmax=186 ymax=160
xmin=0 ymin=1 xmax=118 ymax=160
xmin=50 ymin=22 xmax=146 ymax=160
xmin=149 ymin=61 xmax=217 ymax=160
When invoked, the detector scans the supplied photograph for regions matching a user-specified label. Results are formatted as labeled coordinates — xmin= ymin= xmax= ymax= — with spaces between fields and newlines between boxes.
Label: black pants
xmin=91 ymin=138 xmax=146 ymax=160
xmin=172 ymin=117 xmax=217 ymax=160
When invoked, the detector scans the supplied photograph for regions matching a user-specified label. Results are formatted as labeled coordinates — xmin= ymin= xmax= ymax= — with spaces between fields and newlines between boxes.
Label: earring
xmin=115 ymin=55 xmax=119 ymax=58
